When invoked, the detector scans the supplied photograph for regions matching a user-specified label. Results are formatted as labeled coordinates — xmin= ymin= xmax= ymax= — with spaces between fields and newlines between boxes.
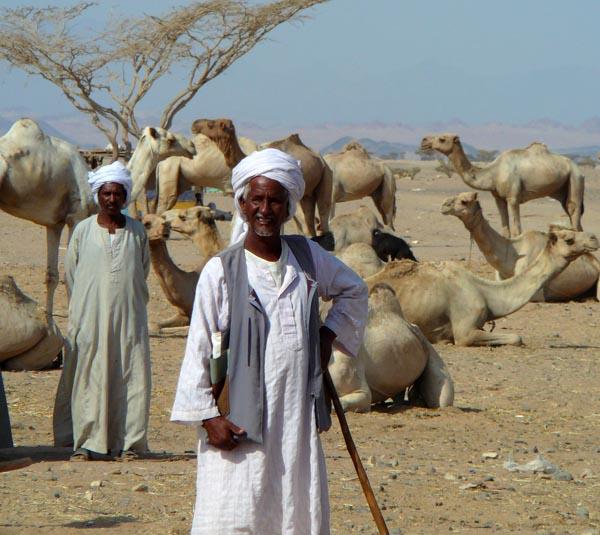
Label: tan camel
xmin=329 ymin=283 xmax=454 ymax=412
xmin=421 ymin=134 xmax=585 ymax=237
xmin=127 ymin=126 xmax=196 ymax=216
xmin=441 ymin=192 xmax=600 ymax=301
xmin=0 ymin=276 xmax=63 ymax=371
xmin=365 ymin=229 xmax=599 ymax=346
xmin=316 ymin=205 xmax=383 ymax=251
xmin=0 ymin=118 xmax=95 ymax=322
xmin=154 ymin=118 xmax=246 ymax=214
xmin=262 ymin=133 xmax=333 ymax=236
xmin=143 ymin=206 xmax=228 ymax=331
xmin=336 ymin=242 xmax=384 ymax=279
xmin=324 ymin=141 xmax=397 ymax=228
xmin=143 ymin=214 xmax=199 ymax=331
xmin=238 ymin=136 xmax=258 ymax=155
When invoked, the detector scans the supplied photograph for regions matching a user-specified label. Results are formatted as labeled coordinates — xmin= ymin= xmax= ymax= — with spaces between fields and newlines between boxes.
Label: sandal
xmin=70 ymin=448 xmax=91 ymax=462
xmin=119 ymin=450 xmax=140 ymax=461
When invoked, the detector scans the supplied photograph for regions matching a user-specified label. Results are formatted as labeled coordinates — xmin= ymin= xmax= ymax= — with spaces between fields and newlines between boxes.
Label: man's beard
xmin=254 ymin=227 xmax=277 ymax=237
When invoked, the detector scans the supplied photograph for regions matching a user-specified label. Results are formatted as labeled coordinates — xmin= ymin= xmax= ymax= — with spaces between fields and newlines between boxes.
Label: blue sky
xmin=0 ymin=0 xmax=599 ymax=129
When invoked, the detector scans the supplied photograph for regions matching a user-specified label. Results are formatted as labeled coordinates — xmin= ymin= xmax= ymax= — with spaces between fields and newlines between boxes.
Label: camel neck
xmin=448 ymin=144 xmax=493 ymax=191
xmin=191 ymin=226 xmax=223 ymax=259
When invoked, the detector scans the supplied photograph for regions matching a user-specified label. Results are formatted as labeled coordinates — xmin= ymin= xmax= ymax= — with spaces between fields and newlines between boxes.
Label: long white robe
xmin=53 ymin=215 xmax=151 ymax=454
xmin=171 ymin=239 xmax=367 ymax=535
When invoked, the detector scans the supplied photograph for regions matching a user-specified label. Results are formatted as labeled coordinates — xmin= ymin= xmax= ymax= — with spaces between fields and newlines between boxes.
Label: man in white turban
xmin=171 ymin=148 xmax=368 ymax=534
xmin=229 ymin=147 xmax=305 ymax=243
xmin=53 ymin=161 xmax=151 ymax=461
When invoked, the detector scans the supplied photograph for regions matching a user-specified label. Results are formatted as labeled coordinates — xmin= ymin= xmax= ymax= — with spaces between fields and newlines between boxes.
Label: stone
xmin=90 ymin=480 xmax=104 ymax=488
xmin=552 ymin=470 xmax=573 ymax=481
xmin=576 ymin=506 xmax=589 ymax=519
xmin=131 ymin=483 xmax=149 ymax=492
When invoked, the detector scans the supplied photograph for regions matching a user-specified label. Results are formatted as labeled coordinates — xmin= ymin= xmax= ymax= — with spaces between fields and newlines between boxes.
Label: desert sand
xmin=1 ymin=162 xmax=600 ymax=535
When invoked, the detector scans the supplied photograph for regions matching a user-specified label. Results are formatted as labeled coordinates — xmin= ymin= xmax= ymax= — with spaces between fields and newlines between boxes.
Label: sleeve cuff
xmin=170 ymin=406 xmax=221 ymax=425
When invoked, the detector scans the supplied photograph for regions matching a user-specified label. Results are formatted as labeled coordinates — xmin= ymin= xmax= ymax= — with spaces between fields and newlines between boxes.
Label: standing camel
xmin=127 ymin=126 xmax=196 ymax=216
xmin=0 ymin=118 xmax=94 ymax=322
xmin=153 ymin=118 xmax=246 ymax=214
xmin=324 ymin=141 xmax=396 ymax=229
xmin=421 ymin=133 xmax=585 ymax=237
xmin=262 ymin=133 xmax=333 ymax=236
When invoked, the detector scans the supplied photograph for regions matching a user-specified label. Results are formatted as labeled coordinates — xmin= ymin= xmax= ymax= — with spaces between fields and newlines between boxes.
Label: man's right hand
xmin=202 ymin=416 xmax=246 ymax=450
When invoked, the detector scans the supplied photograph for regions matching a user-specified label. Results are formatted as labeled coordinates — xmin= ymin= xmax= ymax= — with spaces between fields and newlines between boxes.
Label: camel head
xmin=341 ymin=140 xmax=370 ymax=156
xmin=142 ymin=214 xmax=171 ymax=241
xmin=368 ymin=283 xmax=405 ymax=318
xmin=190 ymin=118 xmax=244 ymax=168
xmin=440 ymin=192 xmax=480 ymax=218
xmin=420 ymin=133 xmax=460 ymax=156
xmin=546 ymin=228 xmax=599 ymax=261
xmin=139 ymin=127 xmax=196 ymax=162
xmin=163 ymin=205 xmax=232 ymax=237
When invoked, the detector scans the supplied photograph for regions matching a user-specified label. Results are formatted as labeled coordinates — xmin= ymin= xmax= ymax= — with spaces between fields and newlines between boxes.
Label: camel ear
xmin=452 ymin=135 xmax=460 ymax=144
xmin=148 ymin=127 xmax=158 ymax=139
xmin=548 ymin=231 xmax=558 ymax=245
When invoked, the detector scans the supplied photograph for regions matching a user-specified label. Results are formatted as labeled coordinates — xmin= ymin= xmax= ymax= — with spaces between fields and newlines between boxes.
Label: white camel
xmin=127 ymin=126 xmax=196 ymax=216
xmin=442 ymin=191 xmax=600 ymax=301
xmin=0 ymin=118 xmax=94 ymax=322
xmin=421 ymin=134 xmax=585 ymax=237
xmin=262 ymin=133 xmax=333 ymax=236
xmin=0 ymin=275 xmax=63 ymax=371
xmin=329 ymin=283 xmax=454 ymax=412
xmin=324 ymin=141 xmax=397 ymax=229
xmin=365 ymin=229 xmax=599 ymax=346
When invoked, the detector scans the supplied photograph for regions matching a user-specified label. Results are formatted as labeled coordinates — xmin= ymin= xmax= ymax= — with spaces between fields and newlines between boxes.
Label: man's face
xmin=98 ymin=182 xmax=127 ymax=216
xmin=239 ymin=176 xmax=289 ymax=238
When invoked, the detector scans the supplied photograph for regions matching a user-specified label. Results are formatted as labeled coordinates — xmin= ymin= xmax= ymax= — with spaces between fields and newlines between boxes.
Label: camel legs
xmin=155 ymin=312 xmax=190 ymax=330
xmin=45 ymin=223 xmax=64 ymax=324
xmin=493 ymin=196 xmax=511 ymax=237
xmin=370 ymin=167 xmax=396 ymax=229
xmin=315 ymin=165 xmax=333 ymax=233
xmin=454 ymin=327 xmax=523 ymax=347
xmin=156 ymin=174 xmax=181 ymax=215
xmin=506 ymin=198 xmax=522 ymax=237
xmin=565 ymin=175 xmax=585 ymax=231
xmin=298 ymin=196 xmax=317 ymax=236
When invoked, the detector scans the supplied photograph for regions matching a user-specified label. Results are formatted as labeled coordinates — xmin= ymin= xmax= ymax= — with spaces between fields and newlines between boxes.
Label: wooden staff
xmin=323 ymin=370 xmax=390 ymax=535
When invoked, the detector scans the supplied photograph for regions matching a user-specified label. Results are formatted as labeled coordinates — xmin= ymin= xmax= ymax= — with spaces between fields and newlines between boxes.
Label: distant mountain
xmin=320 ymin=136 xmax=479 ymax=159
xmin=554 ymin=146 xmax=600 ymax=157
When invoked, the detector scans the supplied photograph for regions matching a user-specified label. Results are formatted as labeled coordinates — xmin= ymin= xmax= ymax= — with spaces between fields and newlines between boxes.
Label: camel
xmin=313 ymin=206 xmax=383 ymax=251
xmin=127 ymin=126 xmax=196 ymax=216
xmin=336 ymin=242 xmax=384 ymax=278
xmin=262 ymin=133 xmax=333 ymax=236
xmin=0 ymin=276 xmax=63 ymax=371
xmin=324 ymin=141 xmax=397 ymax=229
xmin=365 ymin=228 xmax=599 ymax=346
xmin=154 ymin=118 xmax=246 ymax=214
xmin=329 ymin=283 xmax=454 ymax=412
xmin=441 ymin=192 xmax=600 ymax=301
xmin=143 ymin=214 xmax=199 ymax=331
xmin=238 ymin=136 xmax=258 ymax=155
xmin=0 ymin=118 xmax=95 ymax=323
xmin=421 ymin=134 xmax=585 ymax=237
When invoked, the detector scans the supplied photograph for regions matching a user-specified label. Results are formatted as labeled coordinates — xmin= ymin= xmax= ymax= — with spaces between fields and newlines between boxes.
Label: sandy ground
xmin=1 ymin=162 xmax=600 ymax=535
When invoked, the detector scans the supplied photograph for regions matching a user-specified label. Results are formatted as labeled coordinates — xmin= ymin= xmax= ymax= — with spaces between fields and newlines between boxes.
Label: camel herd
xmin=1 ymin=116 xmax=599 ymax=414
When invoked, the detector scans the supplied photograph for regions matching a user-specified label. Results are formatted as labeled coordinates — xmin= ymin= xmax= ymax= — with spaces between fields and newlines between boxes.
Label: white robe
xmin=53 ymin=215 xmax=151 ymax=454
xmin=171 ymin=239 xmax=367 ymax=535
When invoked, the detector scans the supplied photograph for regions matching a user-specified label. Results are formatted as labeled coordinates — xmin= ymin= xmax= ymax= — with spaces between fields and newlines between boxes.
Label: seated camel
xmin=0 ymin=276 xmax=63 ymax=370
xmin=442 ymin=192 xmax=600 ymax=301
xmin=329 ymin=283 xmax=454 ymax=412
xmin=324 ymin=141 xmax=396 ymax=229
xmin=365 ymin=228 xmax=599 ymax=346
xmin=143 ymin=206 xmax=228 ymax=332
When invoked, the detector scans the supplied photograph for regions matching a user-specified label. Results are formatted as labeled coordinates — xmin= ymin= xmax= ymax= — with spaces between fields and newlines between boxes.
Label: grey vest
xmin=216 ymin=235 xmax=331 ymax=443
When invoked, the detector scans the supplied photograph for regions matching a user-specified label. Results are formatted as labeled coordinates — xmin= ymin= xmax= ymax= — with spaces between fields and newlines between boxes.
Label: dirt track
xmin=1 ymin=164 xmax=600 ymax=534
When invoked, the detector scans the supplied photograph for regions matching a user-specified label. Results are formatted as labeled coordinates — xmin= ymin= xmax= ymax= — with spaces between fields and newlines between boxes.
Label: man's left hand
xmin=319 ymin=325 xmax=337 ymax=371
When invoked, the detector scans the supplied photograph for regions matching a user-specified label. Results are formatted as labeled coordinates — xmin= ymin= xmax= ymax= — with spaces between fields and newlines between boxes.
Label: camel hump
xmin=342 ymin=140 xmax=369 ymax=156
xmin=525 ymin=141 xmax=549 ymax=152
xmin=5 ymin=118 xmax=47 ymax=144
xmin=383 ymin=259 xmax=419 ymax=277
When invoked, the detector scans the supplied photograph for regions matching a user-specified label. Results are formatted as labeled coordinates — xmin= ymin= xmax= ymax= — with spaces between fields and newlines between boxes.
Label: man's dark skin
xmin=96 ymin=182 xmax=127 ymax=232
xmin=202 ymin=176 xmax=337 ymax=450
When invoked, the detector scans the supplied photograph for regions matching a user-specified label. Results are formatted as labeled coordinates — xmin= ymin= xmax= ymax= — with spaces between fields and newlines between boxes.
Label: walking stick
xmin=323 ymin=369 xmax=390 ymax=535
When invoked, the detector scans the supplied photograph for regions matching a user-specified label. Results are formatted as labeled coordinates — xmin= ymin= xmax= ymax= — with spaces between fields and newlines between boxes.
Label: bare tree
xmin=0 ymin=1 xmax=325 ymax=152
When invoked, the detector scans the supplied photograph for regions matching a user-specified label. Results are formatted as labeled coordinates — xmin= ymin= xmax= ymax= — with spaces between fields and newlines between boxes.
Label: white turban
xmin=88 ymin=160 xmax=133 ymax=205
xmin=229 ymin=148 xmax=304 ymax=244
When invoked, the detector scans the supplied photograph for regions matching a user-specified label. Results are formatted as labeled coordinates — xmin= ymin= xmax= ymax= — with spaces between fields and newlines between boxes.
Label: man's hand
xmin=319 ymin=325 xmax=337 ymax=372
xmin=202 ymin=416 xmax=246 ymax=450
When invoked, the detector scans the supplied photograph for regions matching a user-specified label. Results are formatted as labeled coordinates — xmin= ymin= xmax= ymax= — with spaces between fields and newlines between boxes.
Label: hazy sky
xmin=0 ymin=0 xmax=599 ymax=128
